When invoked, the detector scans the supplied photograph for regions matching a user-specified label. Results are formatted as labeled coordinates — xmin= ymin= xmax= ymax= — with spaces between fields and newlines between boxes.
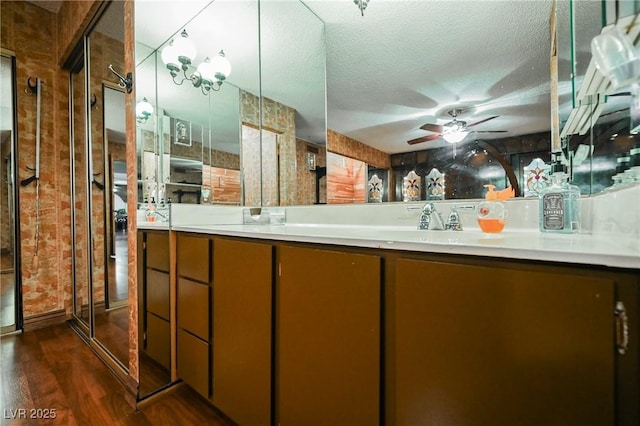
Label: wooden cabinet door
xmin=211 ymin=238 xmax=272 ymax=426
xmin=391 ymin=258 xmax=615 ymax=426
xmin=277 ymin=245 xmax=381 ymax=426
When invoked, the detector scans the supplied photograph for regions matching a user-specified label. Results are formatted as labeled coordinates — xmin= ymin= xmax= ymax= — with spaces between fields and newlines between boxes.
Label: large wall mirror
xmin=69 ymin=0 xmax=129 ymax=378
xmin=311 ymin=0 xmax=638 ymax=203
xmin=136 ymin=0 xmax=639 ymax=210
xmin=135 ymin=0 xmax=326 ymax=208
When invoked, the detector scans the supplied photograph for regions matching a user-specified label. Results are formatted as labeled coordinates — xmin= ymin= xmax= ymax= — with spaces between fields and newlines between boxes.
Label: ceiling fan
xmin=407 ymin=108 xmax=507 ymax=145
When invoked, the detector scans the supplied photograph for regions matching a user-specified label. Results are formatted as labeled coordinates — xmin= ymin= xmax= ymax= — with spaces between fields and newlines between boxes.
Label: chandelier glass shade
xmin=160 ymin=29 xmax=231 ymax=95
xmin=136 ymin=97 xmax=154 ymax=124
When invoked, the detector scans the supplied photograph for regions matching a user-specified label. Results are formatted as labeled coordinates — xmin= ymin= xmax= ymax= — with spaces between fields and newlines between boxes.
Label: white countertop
xmin=138 ymin=221 xmax=170 ymax=230
xmin=172 ymin=223 xmax=640 ymax=270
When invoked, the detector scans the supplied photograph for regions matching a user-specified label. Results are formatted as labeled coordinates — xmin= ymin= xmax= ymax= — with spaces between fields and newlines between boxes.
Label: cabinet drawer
xmin=146 ymin=269 xmax=170 ymax=320
xmin=145 ymin=313 xmax=170 ymax=370
xmin=177 ymin=328 xmax=210 ymax=398
xmin=146 ymin=232 xmax=169 ymax=272
xmin=177 ymin=278 xmax=209 ymax=340
xmin=177 ymin=235 xmax=210 ymax=283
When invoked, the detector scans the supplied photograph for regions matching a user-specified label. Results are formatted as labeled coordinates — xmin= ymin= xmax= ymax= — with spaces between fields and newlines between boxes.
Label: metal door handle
xmin=615 ymin=301 xmax=629 ymax=355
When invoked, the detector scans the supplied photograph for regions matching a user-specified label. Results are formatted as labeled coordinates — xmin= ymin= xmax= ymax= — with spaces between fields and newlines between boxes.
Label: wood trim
xmin=0 ymin=48 xmax=16 ymax=57
xmin=23 ymin=309 xmax=67 ymax=332
xmin=124 ymin=374 xmax=139 ymax=408
xmin=134 ymin=382 xmax=183 ymax=409
xmin=58 ymin=1 xmax=106 ymax=68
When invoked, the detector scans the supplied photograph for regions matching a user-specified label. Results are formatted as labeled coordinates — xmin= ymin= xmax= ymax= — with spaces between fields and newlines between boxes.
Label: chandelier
xmin=160 ymin=30 xmax=231 ymax=95
xmin=354 ymin=0 xmax=370 ymax=16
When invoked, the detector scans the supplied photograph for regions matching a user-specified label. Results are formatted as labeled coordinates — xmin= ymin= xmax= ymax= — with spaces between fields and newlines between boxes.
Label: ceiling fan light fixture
xmin=443 ymin=131 xmax=469 ymax=144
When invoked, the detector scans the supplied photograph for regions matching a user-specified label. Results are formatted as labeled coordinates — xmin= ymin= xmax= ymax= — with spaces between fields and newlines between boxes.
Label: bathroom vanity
xmin=138 ymin=186 xmax=640 ymax=426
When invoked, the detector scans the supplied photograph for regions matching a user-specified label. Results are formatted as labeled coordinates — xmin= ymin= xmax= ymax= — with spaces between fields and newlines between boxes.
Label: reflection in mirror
xmin=88 ymin=0 xmax=128 ymax=369
xmin=70 ymin=57 xmax=90 ymax=331
xmin=205 ymin=84 xmax=242 ymax=205
xmin=136 ymin=0 xmax=258 ymax=206
xmin=135 ymin=38 xmax=173 ymax=399
xmin=1 ymin=53 xmax=19 ymax=334
xmin=135 ymin=0 xmax=326 ymax=207
xmin=256 ymin=0 xmax=327 ymax=206
xmin=304 ymin=1 xmax=636 ymax=202
xmin=93 ymin=86 xmax=128 ymax=367
xmin=135 ymin=48 xmax=160 ymax=206
xmin=561 ymin=3 xmax=640 ymax=195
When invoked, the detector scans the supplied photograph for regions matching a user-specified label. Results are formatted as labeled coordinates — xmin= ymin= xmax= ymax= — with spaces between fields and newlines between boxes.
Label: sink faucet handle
xmin=445 ymin=204 xmax=475 ymax=231
xmin=446 ymin=208 xmax=462 ymax=231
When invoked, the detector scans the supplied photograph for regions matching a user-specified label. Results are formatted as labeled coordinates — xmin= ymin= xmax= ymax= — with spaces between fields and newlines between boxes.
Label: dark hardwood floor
xmin=94 ymin=306 xmax=129 ymax=368
xmin=0 ymin=323 xmax=235 ymax=425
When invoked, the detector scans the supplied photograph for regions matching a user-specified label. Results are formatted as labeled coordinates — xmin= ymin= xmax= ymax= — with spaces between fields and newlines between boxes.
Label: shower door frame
xmin=0 ymin=51 xmax=22 ymax=335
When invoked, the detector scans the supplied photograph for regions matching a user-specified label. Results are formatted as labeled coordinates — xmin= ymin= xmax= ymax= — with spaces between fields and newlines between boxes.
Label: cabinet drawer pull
xmin=615 ymin=301 xmax=629 ymax=356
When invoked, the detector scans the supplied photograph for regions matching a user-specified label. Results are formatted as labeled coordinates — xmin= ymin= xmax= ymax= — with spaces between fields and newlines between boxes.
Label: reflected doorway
xmin=92 ymin=85 xmax=128 ymax=368
xmin=241 ymin=125 xmax=280 ymax=206
xmin=107 ymin=159 xmax=128 ymax=308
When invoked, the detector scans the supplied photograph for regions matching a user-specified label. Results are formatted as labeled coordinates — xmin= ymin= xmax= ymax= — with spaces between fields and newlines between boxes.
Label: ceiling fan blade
xmin=608 ymin=92 xmax=632 ymax=97
xmin=466 ymin=115 xmax=499 ymax=128
xmin=407 ymin=133 xmax=441 ymax=145
xmin=419 ymin=123 xmax=444 ymax=133
xmin=473 ymin=130 xmax=508 ymax=133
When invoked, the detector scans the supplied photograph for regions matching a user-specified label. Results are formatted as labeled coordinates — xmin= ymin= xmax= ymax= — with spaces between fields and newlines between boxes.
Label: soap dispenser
xmin=538 ymin=160 xmax=580 ymax=233
xmin=477 ymin=184 xmax=512 ymax=233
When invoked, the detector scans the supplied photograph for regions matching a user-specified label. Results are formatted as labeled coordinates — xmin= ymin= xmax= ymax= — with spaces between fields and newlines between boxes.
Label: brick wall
xmin=1 ymin=0 xmax=100 ymax=319
xmin=327 ymin=129 xmax=391 ymax=169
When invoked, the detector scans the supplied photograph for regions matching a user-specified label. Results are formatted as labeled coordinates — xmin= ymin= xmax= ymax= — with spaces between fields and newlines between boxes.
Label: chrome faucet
xmin=445 ymin=205 xmax=476 ymax=231
xmin=154 ymin=208 xmax=169 ymax=222
xmin=418 ymin=203 xmax=445 ymax=230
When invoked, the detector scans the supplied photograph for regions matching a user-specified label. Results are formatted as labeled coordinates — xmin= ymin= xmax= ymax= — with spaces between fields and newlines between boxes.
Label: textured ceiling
xmin=302 ymin=0 xmax=602 ymax=153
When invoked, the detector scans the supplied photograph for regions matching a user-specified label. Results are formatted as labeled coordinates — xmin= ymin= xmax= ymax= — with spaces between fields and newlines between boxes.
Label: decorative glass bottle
xmin=538 ymin=163 xmax=580 ymax=233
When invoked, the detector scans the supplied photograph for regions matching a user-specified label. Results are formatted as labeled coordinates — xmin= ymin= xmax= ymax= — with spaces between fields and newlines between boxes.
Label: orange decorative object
xmin=478 ymin=218 xmax=506 ymax=233
xmin=477 ymin=184 xmax=511 ymax=233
